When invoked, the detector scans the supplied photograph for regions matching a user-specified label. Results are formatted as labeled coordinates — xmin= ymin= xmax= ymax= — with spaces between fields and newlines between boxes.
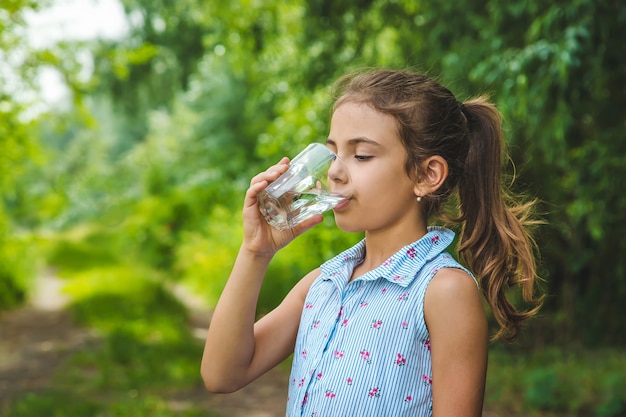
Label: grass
xmin=6 ymin=390 xmax=210 ymax=417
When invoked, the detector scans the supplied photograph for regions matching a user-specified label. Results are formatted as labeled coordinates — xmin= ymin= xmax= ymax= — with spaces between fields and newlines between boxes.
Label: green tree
xmin=0 ymin=0 xmax=47 ymax=307
xmin=421 ymin=0 xmax=626 ymax=345
xmin=30 ymin=0 xmax=626 ymax=346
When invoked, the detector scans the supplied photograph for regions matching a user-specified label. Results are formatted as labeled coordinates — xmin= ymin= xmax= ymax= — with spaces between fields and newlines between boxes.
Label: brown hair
xmin=333 ymin=68 xmax=544 ymax=341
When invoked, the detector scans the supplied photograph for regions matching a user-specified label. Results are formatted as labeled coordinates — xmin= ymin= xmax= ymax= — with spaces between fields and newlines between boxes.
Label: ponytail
xmin=457 ymin=97 xmax=544 ymax=341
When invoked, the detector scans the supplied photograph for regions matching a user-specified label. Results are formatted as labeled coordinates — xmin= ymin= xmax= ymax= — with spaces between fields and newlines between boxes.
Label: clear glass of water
xmin=257 ymin=143 xmax=351 ymax=230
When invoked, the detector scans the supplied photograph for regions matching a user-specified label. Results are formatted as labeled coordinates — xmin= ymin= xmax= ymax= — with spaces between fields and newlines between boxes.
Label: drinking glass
xmin=257 ymin=143 xmax=350 ymax=230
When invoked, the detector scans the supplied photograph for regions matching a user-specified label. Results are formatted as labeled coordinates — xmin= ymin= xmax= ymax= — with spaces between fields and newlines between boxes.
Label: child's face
xmin=326 ymin=102 xmax=421 ymax=234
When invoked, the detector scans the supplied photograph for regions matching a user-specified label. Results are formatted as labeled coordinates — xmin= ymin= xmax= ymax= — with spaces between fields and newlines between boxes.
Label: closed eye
xmin=355 ymin=155 xmax=373 ymax=161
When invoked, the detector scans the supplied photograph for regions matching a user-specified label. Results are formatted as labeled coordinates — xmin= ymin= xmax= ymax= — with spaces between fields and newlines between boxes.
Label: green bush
xmin=64 ymin=265 xmax=188 ymax=341
xmin=0 ymin=254 xmax=27 ymax=308
xmin=523 ymin=368 xmax=564 ymax=412
xmin=174 ymin=205 xmax=243 ymax=306
xmin=6 ymin=390 xmax=100 ymax=417
xmin=44 ymin=227 xmax=122 ymax=274
xmin=596 ymin=372 xmax=626 ymax=417
xmin=486 ymin=347 xmax=626 ymax=416
xmin=0 ymin=229 xmax=35 ymax=309
xmin=5 ymin=389 xmax=214 ymax=417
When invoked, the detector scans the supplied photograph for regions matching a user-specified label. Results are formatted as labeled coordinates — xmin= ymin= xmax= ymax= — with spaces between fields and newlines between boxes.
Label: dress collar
xmin=320 ymin=227 xmax=455 ymax=288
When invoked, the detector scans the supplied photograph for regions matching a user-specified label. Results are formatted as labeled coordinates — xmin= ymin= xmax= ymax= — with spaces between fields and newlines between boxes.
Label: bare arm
xmin=425 ymin=268 xmax=488 ymax=417
xmin=201 ymin=158 xmax=323 ymax=393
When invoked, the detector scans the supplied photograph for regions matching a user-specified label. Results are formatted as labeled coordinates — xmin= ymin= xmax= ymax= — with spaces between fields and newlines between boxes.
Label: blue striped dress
xmin=285 ymin=227 xmax=474 ymax=417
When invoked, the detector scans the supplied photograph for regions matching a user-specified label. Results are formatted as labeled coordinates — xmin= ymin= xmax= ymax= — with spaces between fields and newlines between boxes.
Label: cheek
xmin=359 ymin=168 xmax=412 ymax=197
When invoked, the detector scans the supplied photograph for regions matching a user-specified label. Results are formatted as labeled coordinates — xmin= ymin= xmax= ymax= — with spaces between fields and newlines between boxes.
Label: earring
xmin=416 ymin=196 xmax=422 ymax=202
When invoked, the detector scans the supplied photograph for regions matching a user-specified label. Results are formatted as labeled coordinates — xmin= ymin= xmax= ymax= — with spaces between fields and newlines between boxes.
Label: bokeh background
xmin=1 ymin=0 xmax=625 ymax=416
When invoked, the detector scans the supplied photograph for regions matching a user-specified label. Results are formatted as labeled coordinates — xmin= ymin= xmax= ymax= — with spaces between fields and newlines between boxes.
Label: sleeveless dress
xmin=285 ymin=227 xmax=475 ymax=417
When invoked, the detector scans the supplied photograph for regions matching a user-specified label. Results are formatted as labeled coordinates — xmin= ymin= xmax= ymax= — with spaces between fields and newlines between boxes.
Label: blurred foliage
xmin=9 ymin=221 xmax=625 ymax=416
xmin=0 ymin=0 xmax=48 ymax=308
xmin=7 ymin=392 xmax=211 ymax=417
xmin=487 ymin=347 xmax=626 ymax=416
xmin=3 ymin=235 xmax=214 ymax=416
xmin=2 ymin=0 xmax=625 ymax=350
xmin=8 ymin=3 xmax=625 ymax=416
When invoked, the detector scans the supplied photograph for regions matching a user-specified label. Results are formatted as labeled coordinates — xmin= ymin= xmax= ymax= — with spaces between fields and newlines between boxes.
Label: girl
xmin=201 ymin=68 xmax=543 ymax=417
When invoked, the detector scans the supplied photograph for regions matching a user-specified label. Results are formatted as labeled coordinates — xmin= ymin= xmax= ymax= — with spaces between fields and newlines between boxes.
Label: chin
xmin=333 ymin=217 xmax=364 ymax=234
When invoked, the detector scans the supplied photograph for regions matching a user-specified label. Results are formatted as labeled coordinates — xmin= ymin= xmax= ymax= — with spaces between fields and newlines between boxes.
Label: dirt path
xmin=0 ymin=268 xmax=99 ymax=408
xmin=170 ymin=282 xmax=290 ymax=417
xmin=0 ymin=269 xmax=289 ymax=416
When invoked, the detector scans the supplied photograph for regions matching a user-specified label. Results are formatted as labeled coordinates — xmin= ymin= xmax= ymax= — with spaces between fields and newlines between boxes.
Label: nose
xmin=327 ymin=155 xmax=350 ymax=184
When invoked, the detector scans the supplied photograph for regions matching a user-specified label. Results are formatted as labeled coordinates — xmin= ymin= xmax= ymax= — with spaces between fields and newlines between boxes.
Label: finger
xmin=245 ymin=180 xmax=269 ymax=200
xmin=249 ymin=158 xmax=290 ymax=186
xmin=244 ymin=164 xmax=289 ymax=209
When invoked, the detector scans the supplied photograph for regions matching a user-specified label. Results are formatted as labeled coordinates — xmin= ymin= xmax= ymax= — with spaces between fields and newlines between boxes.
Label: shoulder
xmin=287 ymin=267 xmax=322 ymax=303
xmin=426 ymin=267 xmax=479 ymax=298
xmin=424 ymin=267 xmax=486 ymax=336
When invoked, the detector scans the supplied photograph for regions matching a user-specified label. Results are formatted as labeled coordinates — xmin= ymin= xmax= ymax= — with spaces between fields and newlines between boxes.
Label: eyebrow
xmin=326 ymin=137 xmax=382 ymax=147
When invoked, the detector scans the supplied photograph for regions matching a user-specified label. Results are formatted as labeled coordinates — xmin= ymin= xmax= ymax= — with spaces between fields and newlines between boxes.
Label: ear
xmin=413 ymin=156 xmax=448 ymax=197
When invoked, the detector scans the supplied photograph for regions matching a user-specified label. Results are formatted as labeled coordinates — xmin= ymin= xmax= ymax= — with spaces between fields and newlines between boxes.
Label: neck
xmin=358 ymin=223 xmax=428 ymax=272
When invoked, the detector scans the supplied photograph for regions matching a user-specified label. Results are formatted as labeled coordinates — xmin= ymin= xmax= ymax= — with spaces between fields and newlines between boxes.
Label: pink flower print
xmin=398 ymin=293 xmax=408 ymax=301
xmin=301 ymin=392 xmax=308 ymax=407
xmin=347 ymin=377 xmax=353 ymax=385
xmin=360 ymin=350 xmax=371 ymax=363
xmin=405 ymin=395 xmax=413 ymax=402
xmin=369 ymin=387 xmax=381 ymax=398
xmin=316 ymin=372 xmax=323 ymax=380
xmin=302 ymin=349 xmax=307 ymax=359
xmin=383 ymin=258 xmax=393 ymax=266
xmin=341 ymin=319 xmax=349 ymax=327
xmin=401 ymin=321 xmax=409 ymax=330
xmin=325 ymin=390 xmax=336 ymax=398
xmin=305 ymin=303 xmax=314 ymax=309
xmin=298 ymin=378 xmax=305 ymax=387
xmin=333 ymin=349 xmax=344 ymax=359
xmin=338 ymin=306 xmax=344 ymax=318
xmin=431 ymin=234 xmax=440 ymax=244
xmin=381 ymin=288 xmax=387 ymax=294
xmin=422 ymin=374 xmax=433 ymax=385
xmin=311 ymin=320 xmax=320 ymax=329
xmin=393 ymin=275 xmax=404 ymax=282
xmin=406 ymin=248 xmax=417 ymax=258
xmin=395 ymin=353 xmax=407 ymax=366
xmin=424 ymin=339 xmax=431 ymax=351
xmin=372 ymin=319 xmax=383 ymax=329
xmin=359 ymin=301 xmax=369 ymax=307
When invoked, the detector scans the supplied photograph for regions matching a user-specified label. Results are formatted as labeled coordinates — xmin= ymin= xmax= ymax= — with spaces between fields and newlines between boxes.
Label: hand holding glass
xmin=257 ymin=143 xmax=350 ymax=230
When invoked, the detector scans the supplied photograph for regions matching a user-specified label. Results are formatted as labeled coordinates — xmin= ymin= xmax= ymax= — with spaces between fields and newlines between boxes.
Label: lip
xmin=333 ymin=198 xmax=351 ymax=211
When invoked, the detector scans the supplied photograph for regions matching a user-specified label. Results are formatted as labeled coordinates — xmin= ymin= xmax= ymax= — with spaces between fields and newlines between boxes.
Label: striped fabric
xmin=285 ymin=227 xmax=474 ymax=417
